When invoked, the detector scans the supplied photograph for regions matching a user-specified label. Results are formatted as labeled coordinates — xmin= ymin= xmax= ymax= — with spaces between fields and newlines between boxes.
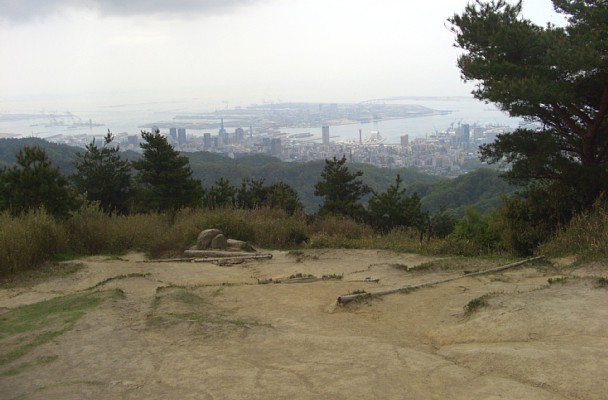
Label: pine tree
xmin=367 ymin=174 xmax=425 ymax=233
xmin=449 ymin=0 xmax=608 ymax=211
xmin=0 ymin=146 xmax=76 ymax=217
xmin=314 ymin=156 xmax=370 ymax=219
xmin=132 ymin=130 xmax=202 ymax=212
xmin=72 ymin=131 xmax=132 ymax=214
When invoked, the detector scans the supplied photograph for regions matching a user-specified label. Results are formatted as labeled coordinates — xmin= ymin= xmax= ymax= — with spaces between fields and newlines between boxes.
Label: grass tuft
xmin=595 ymin=277 xmax=608 ymax=288
xmin=0 ymin=290 xmax=118 ymax=368
xmin=463 ymin=292 xmax=501 ymax=316
xmin=540 ymin=201 xmax=608 ymax=262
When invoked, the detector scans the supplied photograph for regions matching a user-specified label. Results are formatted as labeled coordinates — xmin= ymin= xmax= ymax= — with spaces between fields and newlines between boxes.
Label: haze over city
xmin=1 ymin=0 xmax=566 ymax=111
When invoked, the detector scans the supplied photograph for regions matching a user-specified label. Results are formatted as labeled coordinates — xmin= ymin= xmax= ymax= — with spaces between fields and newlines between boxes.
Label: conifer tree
xmin=72 ymin=131 xmax=132 ymax=214
xmin=0 ymin=146 xmax=76 ymax=217
xmin=367 ymin=174 xmax=425 ymax=233
xmin=449 ymin=0 xmax=608 ymax=211
xmin=132 ymin=130 xmax=202 ymax=212
xmin=314 ymin=155 xmax=370 ymax=219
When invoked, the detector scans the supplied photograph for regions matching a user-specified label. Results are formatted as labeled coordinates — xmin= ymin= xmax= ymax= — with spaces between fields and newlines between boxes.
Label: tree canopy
xmin=314 ymin=156 xmax=370 ymax=219
xmin=132 ymin=131 xmax=202 ymax=212
xmin=0 ymin=146 xmax=76 ymax=217
xmin=449 ymin=0 xmax=608 ymax=210
xmin=367 ymin=174 xmax=425 ymax=233
xmin=72 ymin=131 xmax=133 ymax=214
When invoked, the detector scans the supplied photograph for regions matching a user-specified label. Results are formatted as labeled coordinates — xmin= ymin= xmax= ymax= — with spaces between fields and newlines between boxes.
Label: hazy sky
xmin=0 ymin=0 xmax=566 ymax=110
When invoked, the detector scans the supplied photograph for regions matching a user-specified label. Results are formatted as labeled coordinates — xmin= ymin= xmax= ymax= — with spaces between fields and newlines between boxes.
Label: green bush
xmin=496 ymin=186 xmax=578 ymax=256
xmin=448 ymin=207 xmax=502 ymax=255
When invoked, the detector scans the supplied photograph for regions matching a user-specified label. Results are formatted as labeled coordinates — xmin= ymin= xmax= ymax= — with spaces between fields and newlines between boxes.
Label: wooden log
xmin=141 ymin=257 xmax=196 ymax=263
xmin=337 ymin=256 xmax=544 ymax=304
xmin=190 ymin=253 xmax=273 ymax=263
xmin=143 ymin=253 xmax=272 ymax=264
xmin=183 ymin=249 xmax=262 ymax=258
xmin=282 ymin=276 xmax=320 ymax=284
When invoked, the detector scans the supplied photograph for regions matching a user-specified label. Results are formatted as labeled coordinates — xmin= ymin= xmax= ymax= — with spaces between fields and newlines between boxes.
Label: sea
xmin=0 ymin=96 xmax=522 ymax=145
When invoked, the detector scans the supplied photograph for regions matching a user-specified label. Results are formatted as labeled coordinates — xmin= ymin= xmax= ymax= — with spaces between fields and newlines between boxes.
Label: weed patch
xmin=0 ymin=262 xmax=85 ymax=289
xmin=287 ymin=250 xmax=319 ymax=263
xmin=547 ymin=276 xmax=570 ymax=285
xmin=87 ymin=273 xmax=151 ymax=290
xmin=409 ymin=256 xmax=517 ymax=274
xmin=595 ymin=277 xmax=608 ymax=288
xmin=0 ymin=355 xmax=59 ymax=377
xmin=0 ymin=290 xmax=119 ymax=369
xmin=463 ymin=292 xmax=501 ymax=316
xmin=147 ymin=287 xmax=269 ymax=331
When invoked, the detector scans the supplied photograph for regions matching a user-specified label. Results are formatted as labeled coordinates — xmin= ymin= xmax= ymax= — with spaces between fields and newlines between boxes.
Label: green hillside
xmin=420 ymin=168 xmax=519 ymax=216
xmin=0 ymin=138 xmax=514 ymax=215
xmin=0 ymin=138 xmax=80 ymax=173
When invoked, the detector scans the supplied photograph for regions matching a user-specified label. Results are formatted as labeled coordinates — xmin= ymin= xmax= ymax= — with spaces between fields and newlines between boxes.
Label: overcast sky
xmin=0 ymin=0 xmax=566 ymax=110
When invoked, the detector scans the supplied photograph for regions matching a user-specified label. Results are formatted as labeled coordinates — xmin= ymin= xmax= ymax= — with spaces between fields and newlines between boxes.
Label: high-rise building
xmin=169 ymin=127 xmax=177 ymax=140
xmin=461 ymin=124 xmax=471 ymax=149
xmin=400 ymin=134 xmax=409 ymax=147
xmin=271 ymin=138 xmax=282 ymax=156
xmin=322 ymin=125 xmax=330 ymax=145
xmin=218 ymin=118 xmax=228 ymax=146
xmin=177 ymin=128 xmax=186 ymax=146
xmin=203 ymin=132 xmax=212 ymax=149
xmin=235 ymin=127 xmax=245 ymax=142
xmin=219 ymin=118 xmax=227 ymax=135
xmin=218 ymin=131 xmax=228 ymax=146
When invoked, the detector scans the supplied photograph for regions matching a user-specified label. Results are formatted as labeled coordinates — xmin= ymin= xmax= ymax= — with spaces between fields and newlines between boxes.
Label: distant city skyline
xmin=1 ymin=0 xmax=566 ymax=111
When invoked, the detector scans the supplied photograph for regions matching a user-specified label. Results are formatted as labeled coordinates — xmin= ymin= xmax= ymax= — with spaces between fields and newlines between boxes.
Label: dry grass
xmin=0 ymin=209 xmax=69 ymax=276
xmin=540 ymin=201 xmax=608 ymax=262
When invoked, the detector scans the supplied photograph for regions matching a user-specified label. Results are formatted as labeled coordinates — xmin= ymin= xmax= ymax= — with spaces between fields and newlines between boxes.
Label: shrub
xmin=308 ymin=215 xmax=374 ymax=239
xmin=449 ymin=207 xmax=502 ymax=255
xmin=463 ymin=294 xmax=489 ymax=315
xmin=539 ymin=200 xmax=608 ymax=261
xmin=0 ymin=209 xmax=68 ymax=276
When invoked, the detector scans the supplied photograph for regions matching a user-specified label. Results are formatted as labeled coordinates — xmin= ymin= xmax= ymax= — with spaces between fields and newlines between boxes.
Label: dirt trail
xmin=1 ymin=249 xmax=606 ymax=399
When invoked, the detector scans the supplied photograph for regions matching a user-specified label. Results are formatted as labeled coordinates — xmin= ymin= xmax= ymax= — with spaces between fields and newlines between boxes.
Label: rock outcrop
xmin=190 ymin=229 xmax=255 ymax=253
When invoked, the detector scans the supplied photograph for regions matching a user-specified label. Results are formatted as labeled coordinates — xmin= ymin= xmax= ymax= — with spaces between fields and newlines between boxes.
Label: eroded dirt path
xmin=1 ymin=250 xmax=606 ymax=399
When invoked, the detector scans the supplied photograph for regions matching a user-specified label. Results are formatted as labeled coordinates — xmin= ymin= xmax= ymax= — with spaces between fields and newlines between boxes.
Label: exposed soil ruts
xmin=1 ymin=250 xmax=606 ymax=399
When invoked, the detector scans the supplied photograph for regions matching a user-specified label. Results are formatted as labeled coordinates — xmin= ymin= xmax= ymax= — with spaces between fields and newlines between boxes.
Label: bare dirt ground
xmin=1 ymin=249 xmax=607 ymax=399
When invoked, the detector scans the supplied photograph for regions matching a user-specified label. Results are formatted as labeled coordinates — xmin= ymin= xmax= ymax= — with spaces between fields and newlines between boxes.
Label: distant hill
xmin=186 ymin=152 xmax=443 ymax=212
xmin=0 ymin=138 xmax=515 ymax=215
xmin=0 ymin=138 xmax=80 ymax=173
xmin=420 ymin=168 xmax=519 ymax=216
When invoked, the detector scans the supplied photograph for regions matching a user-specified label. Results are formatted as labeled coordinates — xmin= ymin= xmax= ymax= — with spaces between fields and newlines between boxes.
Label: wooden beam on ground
xmin=337 ymin=256 xmax=545 ymax=304
xmin=190 ymin=254 xmax=273 ymax=263
xmin=142 ymin=257 xmax=196 ymax=263
xmin=183 ymin=250 xmax=264 ymax=258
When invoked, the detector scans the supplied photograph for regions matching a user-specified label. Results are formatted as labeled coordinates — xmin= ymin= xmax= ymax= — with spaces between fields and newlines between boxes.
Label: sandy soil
xmin=0 ymin=249 xmax=607 ymax=399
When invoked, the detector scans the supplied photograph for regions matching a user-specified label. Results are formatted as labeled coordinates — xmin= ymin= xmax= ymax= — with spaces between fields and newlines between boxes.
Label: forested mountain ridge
xmin=0 ymin=138 xmax=514 ymax=214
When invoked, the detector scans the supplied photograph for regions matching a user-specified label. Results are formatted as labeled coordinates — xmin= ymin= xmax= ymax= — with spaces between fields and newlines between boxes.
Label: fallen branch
xmin=337 ymin=256 xmax=545 ymax=304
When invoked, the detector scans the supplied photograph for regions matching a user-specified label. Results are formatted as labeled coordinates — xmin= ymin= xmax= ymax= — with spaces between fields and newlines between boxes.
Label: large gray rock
xmin=210 ymin=234 xmax=228 ymax=250
xmin=196 ymin=229 xmax=222 ymax=249
xmin=191 ymin=229 xmax=256 ymax=253
xmin=227 ymin=239 xmax=256 ymax=252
